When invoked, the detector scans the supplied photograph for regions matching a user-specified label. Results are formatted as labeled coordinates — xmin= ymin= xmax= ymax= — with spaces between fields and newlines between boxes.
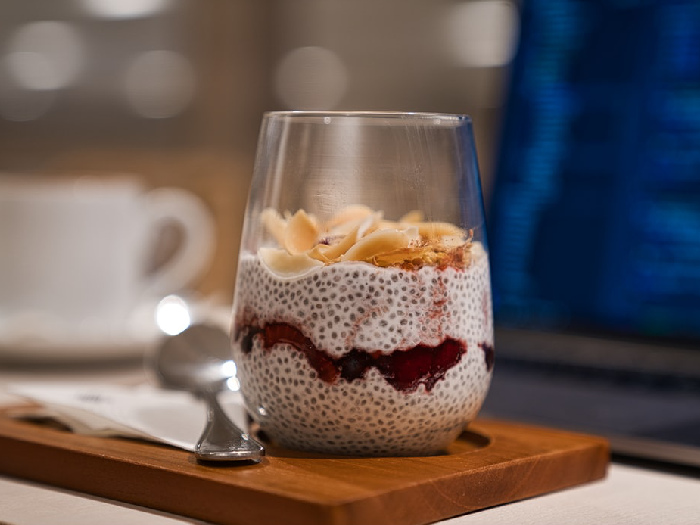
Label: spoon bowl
xmin=151 ymin=324 xmax=264 ymax=462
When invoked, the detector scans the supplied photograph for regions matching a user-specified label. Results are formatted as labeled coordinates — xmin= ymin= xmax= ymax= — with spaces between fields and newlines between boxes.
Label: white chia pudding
xmin=232 ymin=241 xmax=493 ymax=456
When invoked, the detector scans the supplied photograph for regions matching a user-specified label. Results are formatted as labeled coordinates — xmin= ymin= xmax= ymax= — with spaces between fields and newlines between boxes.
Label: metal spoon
xmin=150 ymin=323 xmax=264 ymax=462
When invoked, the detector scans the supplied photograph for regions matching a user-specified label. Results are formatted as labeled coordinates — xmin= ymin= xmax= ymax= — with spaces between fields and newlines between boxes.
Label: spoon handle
xmin=194 ymin=390 xmax=265 ymax=462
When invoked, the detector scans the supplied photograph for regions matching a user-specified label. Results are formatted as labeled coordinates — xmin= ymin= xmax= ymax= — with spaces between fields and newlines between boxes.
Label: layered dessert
xmin=232 ymin=205 xmax=493 ymax=455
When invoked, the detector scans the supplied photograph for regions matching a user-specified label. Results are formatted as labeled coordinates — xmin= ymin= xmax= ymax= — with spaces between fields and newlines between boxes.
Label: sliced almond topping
xmin=416 ymin=221 xmax=465 ymax=240
xmin=371 ymin=246 xmax=432 ymax=268
xmin=319 ymin=231 xmax=358 ymax=261
xmin=318 ymin=213 xmax=381 ymax=261
xmin=399 ymin=210 xmax=425 ymax=223
xmin=307 ymin=244 xmax=333 ymax=263
xmin=259 ymin=247 xmax=323 ymax=278
xmin=439 ymin=235 xmax=467 ymax=249
xmin=325 ymin=204 xmax=374 ymax=231
xmin=356 ymin=212 xmax=382 ymax=239
xmin=327 ymin=211 xmax=382 ymax=238
xmin=378 ymin=220 xmax=402 ymax=230
xmin=341 ymin=227 xmax=419 ymax=262
xmin=284 ymin=209 xmax=320 ymax=255
xmin=258 ymin=205 xmax=474 ymax=270
xmin=328 ymin=217 xmax=365 ymax=237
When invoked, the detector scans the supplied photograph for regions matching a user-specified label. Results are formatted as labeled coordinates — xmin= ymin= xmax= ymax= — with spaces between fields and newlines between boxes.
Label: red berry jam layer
xmin=236 ymin=322 xmax=471 ymax=393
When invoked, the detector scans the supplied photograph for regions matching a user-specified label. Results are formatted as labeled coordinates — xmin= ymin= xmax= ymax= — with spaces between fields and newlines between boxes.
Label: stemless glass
xmin=232 ymin=111 xmax=493 ymax=456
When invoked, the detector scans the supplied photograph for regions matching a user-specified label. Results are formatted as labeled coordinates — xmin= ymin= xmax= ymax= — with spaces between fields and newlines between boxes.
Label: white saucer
xmin=0 ymin=337 xmax=154 ymax=364
xmin=0 ymin=316 xmax=159 ymax=364
xmin=0 ymin=297 xmax=232 ymax=364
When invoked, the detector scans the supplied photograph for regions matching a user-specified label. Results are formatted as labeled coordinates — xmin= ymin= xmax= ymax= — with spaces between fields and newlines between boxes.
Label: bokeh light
xmin=442 ymin=0 xmax=519 ymax=68
xmin=223 ymin=360 xmax=240 ymax=391
xmin=5 ymin=21 xmax=85 ymax=90
xmin=275 ymin=46 xmax=347 ymax=110
xmin=155 ymin=294 xmax=191 ymax=335
xmin=124 ymin=50 xmax=196 ymax=118
xmin=77 ymin=0 xmax=172 ymax=19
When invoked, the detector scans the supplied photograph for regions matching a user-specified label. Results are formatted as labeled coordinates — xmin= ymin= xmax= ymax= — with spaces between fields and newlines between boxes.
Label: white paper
xmin=7 ymin=382 xmax=247 ymax=451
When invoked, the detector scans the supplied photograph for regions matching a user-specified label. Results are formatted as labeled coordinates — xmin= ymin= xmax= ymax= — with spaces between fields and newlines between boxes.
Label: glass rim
xmin=262 ymin=110 xmax=472 ymax=123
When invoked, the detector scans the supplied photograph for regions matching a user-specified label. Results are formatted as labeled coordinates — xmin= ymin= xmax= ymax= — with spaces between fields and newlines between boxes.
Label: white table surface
xmin=2 ymin=366 xmax=700 ymax=525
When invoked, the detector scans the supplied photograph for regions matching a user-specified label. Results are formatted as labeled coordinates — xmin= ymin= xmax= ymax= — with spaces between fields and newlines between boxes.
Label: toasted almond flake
xmin=371 ymin=246 xmax=432 ymax=268
xmin=439 ymin=235 xmax=467 ymax=248
xmin=259 ymin=247 xmax=323 ymax=278
xmin=318 ymin=222 xmax=366 ymax=261
xmin=328 ymin=210 xmax=383 ymax=238
xmin=378 ymin=220 xmax=402 ymax=230
xmin=328 ymin=217 xmax=365 ymax=237
xmin=284 ymin=209 xmax=320 ymax=255
xmin=307 ymin=244 xmax=333 ymax=263
xmin=399 ymin=210 xmax=424 ymax=223
xmin=341 ymin=227 xmax=419 ymax=262
xmin=261 ymin=208 xmax=287 ymax=247
xmin=416 ymin=222 xmax=465 ymax=239
xmin=258 ymin=205 xmax=476 ymax=270
xmin=325 ymin=204 xmax=374 ymax=231
xmin=356 ymin=212 xmax=382 ymax=239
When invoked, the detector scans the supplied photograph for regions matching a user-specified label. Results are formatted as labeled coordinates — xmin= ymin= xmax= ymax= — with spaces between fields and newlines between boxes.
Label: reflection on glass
xmin=155 ymin=294 xmax=191 ymax=335
xmin=78 ymin=0 xmax=172 ymax=20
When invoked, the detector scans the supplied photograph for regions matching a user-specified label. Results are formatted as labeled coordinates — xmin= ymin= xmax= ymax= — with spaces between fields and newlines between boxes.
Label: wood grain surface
xmin=0 ymin=406 xmax=609 ymax=525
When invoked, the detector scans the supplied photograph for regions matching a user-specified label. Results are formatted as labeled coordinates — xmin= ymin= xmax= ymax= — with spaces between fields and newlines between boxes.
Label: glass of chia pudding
xmin=232 ymin=111 xmax=493 ymax=456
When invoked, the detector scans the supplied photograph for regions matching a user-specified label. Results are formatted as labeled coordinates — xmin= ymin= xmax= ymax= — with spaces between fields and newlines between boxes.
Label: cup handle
xmin=143 ymin=188 xmax=216 ymax=296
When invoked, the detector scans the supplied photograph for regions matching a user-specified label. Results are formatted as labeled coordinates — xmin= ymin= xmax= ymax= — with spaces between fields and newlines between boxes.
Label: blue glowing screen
xmin=488 ymin=0 xmax=700 ymax=340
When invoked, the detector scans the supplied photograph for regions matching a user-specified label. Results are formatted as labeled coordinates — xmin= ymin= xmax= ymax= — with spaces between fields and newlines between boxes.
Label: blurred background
xmin=0 ymin=0 xmax=519 ymax=298
xmin=3 ymin=0 xmax=700 ymax=468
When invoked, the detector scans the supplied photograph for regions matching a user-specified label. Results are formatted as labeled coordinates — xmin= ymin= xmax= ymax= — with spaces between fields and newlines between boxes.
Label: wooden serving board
xmin=0 ymin=405 xmax=608 ymax=525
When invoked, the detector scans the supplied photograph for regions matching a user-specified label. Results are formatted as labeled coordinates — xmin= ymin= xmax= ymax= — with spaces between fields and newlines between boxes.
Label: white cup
xmin=0 ymin=175 xmax=215 ymax=349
